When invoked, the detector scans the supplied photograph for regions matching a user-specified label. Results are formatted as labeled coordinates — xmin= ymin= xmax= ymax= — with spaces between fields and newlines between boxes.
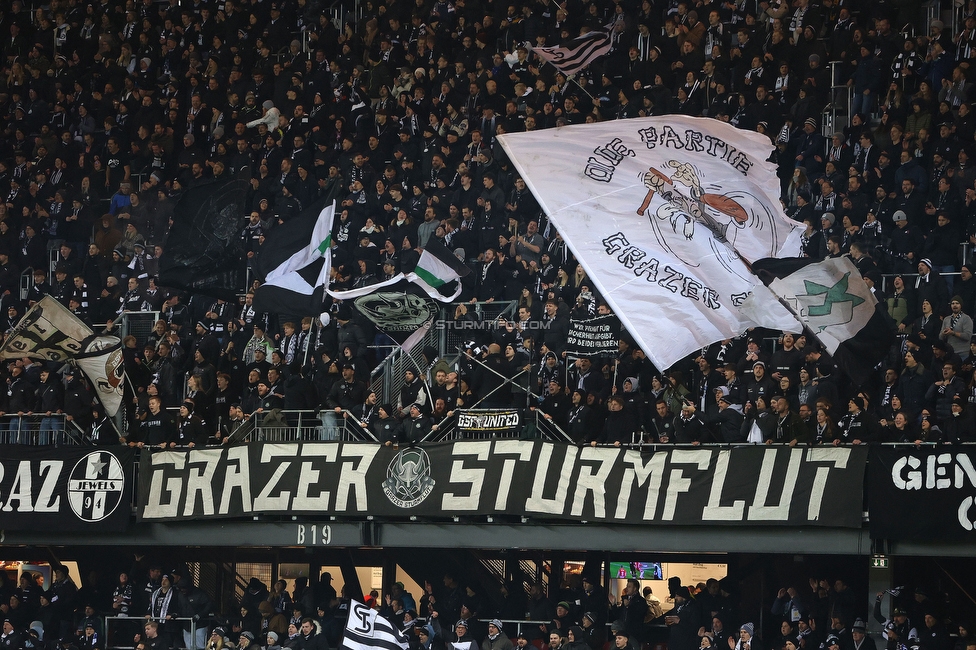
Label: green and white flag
xmin=409 ymin=239 xmax=470 ymax=299
xmin=253 ymin=201 xmax=336 ymax=314
xmin=263 ymin=202 xmax=335 ymax=293
xmin=766 ymin=256 xmax=875 ymax=354
xmin=329 ymin=239 xmax=470 ymax=303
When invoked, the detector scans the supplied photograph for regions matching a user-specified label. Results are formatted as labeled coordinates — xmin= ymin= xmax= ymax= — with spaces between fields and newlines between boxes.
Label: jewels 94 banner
xmin=138 ymin=442 xmax=866 ymax=527
xmin=0 ymin=446 xmax=135 ymax=531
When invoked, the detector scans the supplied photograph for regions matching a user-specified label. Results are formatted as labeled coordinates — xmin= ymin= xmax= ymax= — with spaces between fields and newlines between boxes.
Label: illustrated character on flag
xmin=634 ymin=159 xmax=774 ymax=283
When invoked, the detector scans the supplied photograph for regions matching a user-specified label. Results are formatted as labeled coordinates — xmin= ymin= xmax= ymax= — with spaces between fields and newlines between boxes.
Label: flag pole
xmin=458 ymin=345 xmax=540 ymax=409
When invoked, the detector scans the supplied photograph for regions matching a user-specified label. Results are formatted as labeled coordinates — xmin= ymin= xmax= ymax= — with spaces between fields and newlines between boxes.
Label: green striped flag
xmin=253 ymin=201 xmax=336 ymax=315
xmin=410 ymin=239 xmax=471 ymax=298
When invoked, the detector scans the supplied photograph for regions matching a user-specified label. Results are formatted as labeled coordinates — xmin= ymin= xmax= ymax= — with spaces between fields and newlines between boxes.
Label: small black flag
xmin=158 ymin=178 xmax=251 ymax=301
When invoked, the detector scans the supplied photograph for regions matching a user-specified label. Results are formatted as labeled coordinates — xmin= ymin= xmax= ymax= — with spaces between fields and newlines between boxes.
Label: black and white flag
xmin=532 ymin=25 xmax=614 ymax=76
xmin=341 ymin=601 xmax=410 ymax=650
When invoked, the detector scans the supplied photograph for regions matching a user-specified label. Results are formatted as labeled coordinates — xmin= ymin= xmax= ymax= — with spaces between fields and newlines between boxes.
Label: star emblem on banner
xmin=802 ymin=272 xmax=865 ymax=319
xmin=88 ymin=456 xmax=107 ymax=477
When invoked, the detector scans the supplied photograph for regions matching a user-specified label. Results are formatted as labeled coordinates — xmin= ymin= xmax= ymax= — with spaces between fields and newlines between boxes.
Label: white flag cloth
xmin=74 ymin=335 xmax=126 ymax=416
xmin=0 ymin=296 xmax=94 ymax=361
xmin=0 ymin=297 xmax=128 ymax=415
xmin=766 ymin=257 xmax=877 ymax=354
xmin=497 ymin=116 xmax=802 ymax=370
xmin=263 ymin=201 xmax=335 ymax=295
xmin=340 ymin=600 xmax=410 ymax=650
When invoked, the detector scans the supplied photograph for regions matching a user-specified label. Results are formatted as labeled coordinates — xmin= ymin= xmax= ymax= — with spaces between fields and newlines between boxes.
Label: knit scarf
xmin=153 ymin=587 xmax=174 ymax=619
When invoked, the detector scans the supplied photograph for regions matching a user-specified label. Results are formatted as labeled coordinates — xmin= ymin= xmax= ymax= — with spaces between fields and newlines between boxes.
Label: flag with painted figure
xmin=340 ymin=600 xmax=410 ymax=650
xmin=750 ymin=256 xmax=895 ymax=386
xmin=532 ymin=24 xmax=614 ymax=76
xmin=0 ymin=297 xmax=128 ymax=415
xmin=253 ymin=199 xmax=336 ymax=315
xmin=74 ymin=335 xmax=126 ymax=416
xmin=496 ymin=116 xmax=803 ymax=370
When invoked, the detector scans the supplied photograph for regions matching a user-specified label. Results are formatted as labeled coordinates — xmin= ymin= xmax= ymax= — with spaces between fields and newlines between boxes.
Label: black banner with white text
xmin=456 ymin=410 xmax=523 ymax=437
xmin=138 ymin=442 xmax=866 ymax=526
xmin=0 ymin=446 xmax=134 ymax=531
xmin=565 ymin=314 xmax=621 ymax=357
xmin=868 ymin=447 xmax=976 ymax=539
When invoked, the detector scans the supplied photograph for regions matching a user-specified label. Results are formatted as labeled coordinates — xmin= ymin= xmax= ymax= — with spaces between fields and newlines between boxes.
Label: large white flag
xmin=0 ymin=296 xmax=93 ymax=361
xmin=497 ymin=116 xmax=802 ymax=370
xmin=0 ymin=297 xmax=128 ymax=415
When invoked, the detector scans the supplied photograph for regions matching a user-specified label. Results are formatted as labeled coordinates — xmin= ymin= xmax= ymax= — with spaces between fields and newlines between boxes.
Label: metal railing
xmin=828 ymin=60 xmax=850 ymax=131
xmin=244 ymin=409 xmax=379 ymax=442
xmin=422 ymin=408 xmax=574 ymax=443
xmin=879 ymin=271 xmax=962 ymax=293
xmin=0 ymin=414 xmax=87 ymax=445
xmin=124 ymin=311 xmax=162 ymax=346
xmin=105 ymin=616 xmax=199 ymax=650
xmin=367 ymin=301 xmax=518 ymax=405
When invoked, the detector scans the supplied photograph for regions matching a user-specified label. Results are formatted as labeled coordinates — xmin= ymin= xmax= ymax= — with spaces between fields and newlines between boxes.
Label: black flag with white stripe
xmin=341 ymin=601 xmax=411 ymax=650
xmin=532 ymin=25 xmax=613 ymax=76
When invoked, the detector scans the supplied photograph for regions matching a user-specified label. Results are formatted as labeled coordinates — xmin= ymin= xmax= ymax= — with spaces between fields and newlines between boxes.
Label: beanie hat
xmin=741 ymin=623 xmax=755 ymax=637
xmin=919 ymin=258 xmax=933 ymax=270
xmin=267 ymin=632 xmax=279 ymax=643
xmin=892 ymin=210 xmax=908 ymax=223
xmin=851 ymin=396 xmax=865 ymax=410
xmin=821 ymin=212 xmax=836 ymax=226
xmin=489 ymin=620 xmax=503 ymax=631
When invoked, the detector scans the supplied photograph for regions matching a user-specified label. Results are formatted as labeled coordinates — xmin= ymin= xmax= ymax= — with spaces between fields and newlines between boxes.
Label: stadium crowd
xmin=0 ymin=564 xmax=958 ymax=650
xmin=3 ymin=0 xmax=976 ymax=444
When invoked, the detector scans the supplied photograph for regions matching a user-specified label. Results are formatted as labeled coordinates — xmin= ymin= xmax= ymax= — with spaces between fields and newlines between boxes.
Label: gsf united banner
xmin=456 ymin=410 xmax=522 ymax=437
xmin=0 ymin=446 xmax=134 ymax=531
xmin=868 ymin=447 xmax=976 ymax=539
xmin=138 ymin=442 xmax=866 ymax=527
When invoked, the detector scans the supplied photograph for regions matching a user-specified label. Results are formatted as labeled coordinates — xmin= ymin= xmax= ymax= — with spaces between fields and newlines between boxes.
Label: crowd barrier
xmin=0 ymin=414 xmax=84 ymax=445
xmin=3 ymin=407 xmax=970 ymax=449
xmin=105 ymin=616 xmax=200 ymax=650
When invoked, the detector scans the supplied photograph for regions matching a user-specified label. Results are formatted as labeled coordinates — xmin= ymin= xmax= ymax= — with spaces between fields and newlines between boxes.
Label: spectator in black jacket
xmin=174 ymin=400 xmax=208 ymax=448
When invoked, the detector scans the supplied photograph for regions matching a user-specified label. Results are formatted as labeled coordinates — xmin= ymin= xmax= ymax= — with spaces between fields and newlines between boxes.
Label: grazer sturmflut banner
xmin=138 ymin=442 xmax=866 ymax=527
xmin=1 ymin=446 xmax=134 ymax=531
xmin=868 ymin=447 xmax=976 ymax=539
